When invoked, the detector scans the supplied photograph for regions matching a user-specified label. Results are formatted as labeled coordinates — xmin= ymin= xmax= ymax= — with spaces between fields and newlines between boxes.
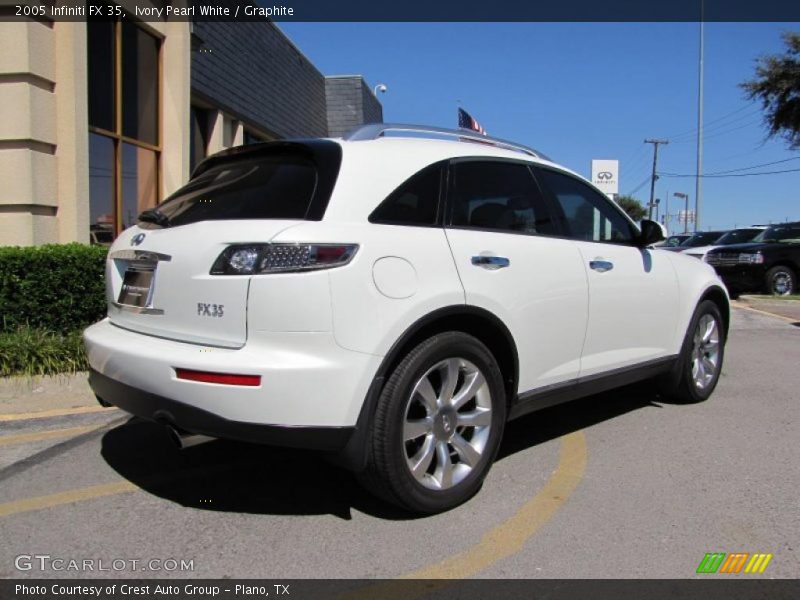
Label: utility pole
xmin=645 ymin=139 xmax=669 ymax=220
xmin=695 ymin=1 xmax=705 ymax=232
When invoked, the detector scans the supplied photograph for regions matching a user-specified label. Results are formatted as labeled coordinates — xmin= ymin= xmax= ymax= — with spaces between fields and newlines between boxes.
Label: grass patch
xmin=0 ymin=327 xmax=88 ymax=378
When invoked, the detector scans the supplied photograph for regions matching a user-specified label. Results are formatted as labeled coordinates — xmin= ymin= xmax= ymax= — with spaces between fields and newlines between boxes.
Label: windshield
xmin=753 ymin=224 xmax=800 ymax=243
xmin=680 ymin=231 xmax=726 ymax=247
xmin=716 ymin=229 xmax=763 ymax=245
xmin=664 ymin=235 xmax=687 ymax=247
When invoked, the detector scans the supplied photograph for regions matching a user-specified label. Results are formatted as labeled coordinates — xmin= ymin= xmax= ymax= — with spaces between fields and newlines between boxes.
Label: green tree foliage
xmin=741 ymin=32 xmax=800 ymax=149
xmin=615 ymin=195 xmax=648 ymax=221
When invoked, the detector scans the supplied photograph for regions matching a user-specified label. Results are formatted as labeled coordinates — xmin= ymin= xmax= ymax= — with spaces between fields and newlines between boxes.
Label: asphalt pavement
xmin=0 ymin=307 xmax=797 ymax=580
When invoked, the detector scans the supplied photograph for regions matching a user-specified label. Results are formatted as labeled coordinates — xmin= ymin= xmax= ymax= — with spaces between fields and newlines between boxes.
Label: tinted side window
xmin=449 ymin=161 xmax=556 ymax=235
xmin=536 ymin=168 xmax=636 ymax=243
xmin=370 ymin=163 xmax=442 ymax=226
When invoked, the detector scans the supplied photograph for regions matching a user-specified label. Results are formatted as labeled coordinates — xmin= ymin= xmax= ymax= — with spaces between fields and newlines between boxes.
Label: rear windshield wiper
xmin=138 ymin=208 xmax=171 ymax=228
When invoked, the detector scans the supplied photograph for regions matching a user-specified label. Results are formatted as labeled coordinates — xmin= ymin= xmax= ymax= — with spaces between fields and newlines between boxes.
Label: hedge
xmin=0 ymin=243 xmax=107 ymax=333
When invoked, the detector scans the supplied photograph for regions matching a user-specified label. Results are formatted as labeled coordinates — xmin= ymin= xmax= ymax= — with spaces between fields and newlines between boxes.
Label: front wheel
xmin=764 ymin=265 xmax=796 ymax=296
xmin=659 ymin=300 xmax=725 ymax=403
xmin=359 ymin=332 xmax=506 ymax=513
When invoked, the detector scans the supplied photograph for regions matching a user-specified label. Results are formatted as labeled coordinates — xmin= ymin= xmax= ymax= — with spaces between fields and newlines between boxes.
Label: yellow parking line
xmin=341 ymin=431 xmax=588 ymax=600
xmin=404 ymin=430 xmax=587 ymax=578
xmin=0 ymin=405 xmax=118 ymax=422
xmin=0 ymin=425 xmax=98 ymax=447
xmin=0 ymin=481 xmax=138 ymax=518
xmin=733 ymin=303 xmax=799 ymax=324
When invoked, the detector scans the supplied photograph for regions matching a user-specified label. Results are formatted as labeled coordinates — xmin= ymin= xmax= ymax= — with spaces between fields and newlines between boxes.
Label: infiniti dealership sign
xmin=591 ymin=159 xmax=619 ymax=197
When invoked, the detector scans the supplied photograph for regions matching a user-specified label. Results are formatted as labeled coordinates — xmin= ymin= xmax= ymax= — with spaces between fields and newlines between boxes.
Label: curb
xmin=0 ymin=371 xmax=101 ymax=420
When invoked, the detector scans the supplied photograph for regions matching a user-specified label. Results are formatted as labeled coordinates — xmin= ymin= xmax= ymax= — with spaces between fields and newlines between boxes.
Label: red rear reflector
xmin=175 ymin=368 xmax=261 ymax=387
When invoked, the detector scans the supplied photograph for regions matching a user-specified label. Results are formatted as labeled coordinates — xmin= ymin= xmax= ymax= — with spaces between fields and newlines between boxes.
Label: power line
xmin=662 ymin=101 xmax=757 ymax=141
xmin=625 ymin=174 xmax=652 ymax=197
xmin=659 ymin=167 xmax=800 ymax=178
xmin=660 ymin=157 xmax=800 ymax=177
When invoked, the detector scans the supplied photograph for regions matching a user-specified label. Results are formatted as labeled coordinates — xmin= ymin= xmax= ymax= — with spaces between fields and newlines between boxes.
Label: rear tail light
xmin=211 ymin=243 xmax=358 ymax=275
xmin=175 ymin=368 xmax=261 ymax=386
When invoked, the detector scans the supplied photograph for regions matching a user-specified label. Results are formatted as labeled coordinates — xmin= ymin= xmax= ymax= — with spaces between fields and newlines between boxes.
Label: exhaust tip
xmin=164 ymin=425 xmax=215 ymax=450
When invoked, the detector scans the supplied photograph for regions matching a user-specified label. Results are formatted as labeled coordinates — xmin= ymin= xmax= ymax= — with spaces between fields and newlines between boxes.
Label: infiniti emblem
xmin=131 ymin=233 xmax=146 ymax=246
xmin=597 ymin=171 xmax=613 ymax=180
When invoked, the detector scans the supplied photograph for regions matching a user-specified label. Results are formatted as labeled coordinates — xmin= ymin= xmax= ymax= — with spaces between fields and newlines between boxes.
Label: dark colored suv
xmin=706 ymin=222 xmax=800 ymax=296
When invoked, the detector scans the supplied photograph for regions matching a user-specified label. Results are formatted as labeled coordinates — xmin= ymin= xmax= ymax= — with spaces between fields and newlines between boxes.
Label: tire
xmin=358 ymin=332 xmax=506 ymax=514
xmin=659 ymin=300 xmax=725 ymax=404
xmin=764 ymin=265 xmax=796 ymax=296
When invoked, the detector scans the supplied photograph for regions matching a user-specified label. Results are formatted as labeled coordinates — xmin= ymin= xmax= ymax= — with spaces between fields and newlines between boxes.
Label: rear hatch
xmin=106 ymin=141 xmax=342 ymax=348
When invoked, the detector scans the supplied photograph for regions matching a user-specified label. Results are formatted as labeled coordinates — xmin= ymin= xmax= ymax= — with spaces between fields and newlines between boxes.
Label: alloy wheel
xmin=691 ymin=314 xmax=720 ymax=390
xmin=402 ymin=358 xmax=492 ymax=490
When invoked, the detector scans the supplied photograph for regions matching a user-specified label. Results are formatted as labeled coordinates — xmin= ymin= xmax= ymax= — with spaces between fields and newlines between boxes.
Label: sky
xmin=279 ymin=22 xmax=799 ymax=232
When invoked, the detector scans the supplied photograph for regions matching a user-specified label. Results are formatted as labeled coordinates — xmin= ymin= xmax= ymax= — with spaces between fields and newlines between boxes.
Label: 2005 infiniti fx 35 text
xmin=84 ymin=124 xmax=729 ymax=513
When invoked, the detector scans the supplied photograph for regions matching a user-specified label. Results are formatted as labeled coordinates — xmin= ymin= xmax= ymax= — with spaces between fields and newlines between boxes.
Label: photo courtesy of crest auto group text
xmin=0 ymin=0 xmax=799 ymax=598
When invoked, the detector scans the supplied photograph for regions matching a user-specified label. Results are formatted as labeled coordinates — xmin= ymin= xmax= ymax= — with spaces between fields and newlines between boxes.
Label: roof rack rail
xmin=343 ymin=123 xmax=550 ymax=160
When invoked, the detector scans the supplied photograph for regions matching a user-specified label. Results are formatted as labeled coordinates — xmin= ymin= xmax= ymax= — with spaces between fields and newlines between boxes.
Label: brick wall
xmin=325 ymin=76 xmax=384 ymax=138
xmin=191 ymin=14 xmax=328 ymax=138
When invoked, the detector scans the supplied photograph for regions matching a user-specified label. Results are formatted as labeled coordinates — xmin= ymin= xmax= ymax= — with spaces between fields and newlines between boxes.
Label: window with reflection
xmin=87 ymin=14 xmax=160 ymax=243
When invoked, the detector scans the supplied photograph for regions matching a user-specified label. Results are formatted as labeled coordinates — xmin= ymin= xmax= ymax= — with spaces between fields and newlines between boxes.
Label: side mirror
xmin=638 ymin=219 xmax=666 ymax=247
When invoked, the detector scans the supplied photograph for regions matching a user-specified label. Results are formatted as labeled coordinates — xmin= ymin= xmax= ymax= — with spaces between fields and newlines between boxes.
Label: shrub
xmin=0 ymin=327 xmax=88 ymax=377
xmin=0 ymin=243 xmax=107 ymax=333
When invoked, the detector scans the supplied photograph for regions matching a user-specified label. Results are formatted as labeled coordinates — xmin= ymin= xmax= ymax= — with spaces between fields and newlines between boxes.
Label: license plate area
xmin=118 ymin=266 xmax=155 ymax=308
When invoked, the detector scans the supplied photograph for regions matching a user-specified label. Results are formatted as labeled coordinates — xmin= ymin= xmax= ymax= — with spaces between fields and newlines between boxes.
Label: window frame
xmin=443 ymin=157 xmax=562 ymax=238
xmin=88 ymin=17 xmax=162 ymax=237
xmin=531 ymin=164 xmax=641 ymax=246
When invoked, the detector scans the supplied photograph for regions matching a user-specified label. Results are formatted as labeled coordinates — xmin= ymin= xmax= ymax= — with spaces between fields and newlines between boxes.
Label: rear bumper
xmin=83 ymin=318 xmax=381 ymax=431
xmin=89 ymin=369 xmax=353 ymax=451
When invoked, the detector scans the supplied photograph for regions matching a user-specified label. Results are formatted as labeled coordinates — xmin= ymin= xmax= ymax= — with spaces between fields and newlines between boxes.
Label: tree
xmin=615 ymin=195 xmax=647 ymax=221
xmin=741 ymin=32 xmax=800 ymax=149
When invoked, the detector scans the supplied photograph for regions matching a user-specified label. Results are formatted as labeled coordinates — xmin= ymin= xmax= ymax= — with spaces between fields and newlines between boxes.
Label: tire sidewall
xmin=379 ymin=332 xmax=506 ymax=513
xmin=674 ymin=300 xmax=726 ymax=403
xmin=766 ymin=266 xmax=795 ymax=296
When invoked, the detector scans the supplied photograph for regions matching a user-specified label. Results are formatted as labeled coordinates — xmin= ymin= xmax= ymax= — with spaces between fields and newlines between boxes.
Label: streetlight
xmin=674 ymin=192 xmax=689 ymax=234
xmin=373 ymin=83 xmax=388 ymax=96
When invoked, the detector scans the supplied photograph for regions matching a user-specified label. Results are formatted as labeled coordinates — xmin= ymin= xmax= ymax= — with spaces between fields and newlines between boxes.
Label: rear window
xmin=152 ymin=154 xmax=318 ymax=226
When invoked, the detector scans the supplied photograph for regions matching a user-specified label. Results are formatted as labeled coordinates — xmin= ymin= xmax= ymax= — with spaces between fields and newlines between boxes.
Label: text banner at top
xmin=2 ymin=0 xmax=800 ymax=22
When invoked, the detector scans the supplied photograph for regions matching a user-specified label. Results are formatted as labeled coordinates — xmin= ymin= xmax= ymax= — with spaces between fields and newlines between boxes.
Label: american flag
xmin=458 ymin=108 xmax=487 ymax=136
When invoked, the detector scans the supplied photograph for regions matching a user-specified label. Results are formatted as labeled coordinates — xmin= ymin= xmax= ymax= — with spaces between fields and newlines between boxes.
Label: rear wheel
xmin=659 ymin=300 xmax=725 ymax=403
xmin=359 ymin=332 xmax=506 ymax=513
xmin=764 ymin=266 xmax=795 ymax=296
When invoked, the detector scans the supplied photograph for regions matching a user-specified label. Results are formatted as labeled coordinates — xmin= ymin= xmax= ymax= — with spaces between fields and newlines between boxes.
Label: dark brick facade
xmin=191 ymin=16 xmax=328 ymax=138
xmin=325 ymin=76 xmax=384 ymax=138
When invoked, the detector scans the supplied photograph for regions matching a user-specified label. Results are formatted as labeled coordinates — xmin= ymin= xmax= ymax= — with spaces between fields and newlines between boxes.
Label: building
xmin=0 ymin=9 xmax=383 ymax=246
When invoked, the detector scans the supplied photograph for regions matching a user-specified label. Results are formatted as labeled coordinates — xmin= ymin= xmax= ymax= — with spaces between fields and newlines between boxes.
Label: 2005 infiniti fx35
xmin=84 ymin=123 xmax=729 ymax=513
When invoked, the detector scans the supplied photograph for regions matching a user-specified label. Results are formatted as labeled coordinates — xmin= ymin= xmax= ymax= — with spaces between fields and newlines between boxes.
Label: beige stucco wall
xmin=0 ymin=17 xmax=191 ymax=247
xmin=0 ymin=20 xmax=58 ymax=246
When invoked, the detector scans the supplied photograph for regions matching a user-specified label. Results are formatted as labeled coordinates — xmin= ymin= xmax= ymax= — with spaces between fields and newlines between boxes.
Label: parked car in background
xmin=83 ymin=123 xmax=730 ymax=513
xmin=706 ymin=222 xmax=800 ymax=296
xmin=681 ymin=227 xmax=766 ymax=261
xmin=662 ymin=230 xmax=728 ymax=252
xmin=658 ymin=234 xmax=692 ymax=248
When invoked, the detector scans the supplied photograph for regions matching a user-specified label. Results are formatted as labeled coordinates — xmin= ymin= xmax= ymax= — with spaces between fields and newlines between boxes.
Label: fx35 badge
xmin=197 ymin=303 xmax=224 ymax=318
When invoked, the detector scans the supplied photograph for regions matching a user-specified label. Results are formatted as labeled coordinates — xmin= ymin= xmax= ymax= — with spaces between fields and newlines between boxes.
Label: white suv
xmin=84 ymin=124 xmax=729 ymax=513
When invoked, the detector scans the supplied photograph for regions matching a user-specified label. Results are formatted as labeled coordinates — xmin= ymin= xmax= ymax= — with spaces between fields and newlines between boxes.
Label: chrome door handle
xmin=471 ymin=255 xmax=510 ymax=270
xmin=589 ymin=260 xmax=614 ymax=273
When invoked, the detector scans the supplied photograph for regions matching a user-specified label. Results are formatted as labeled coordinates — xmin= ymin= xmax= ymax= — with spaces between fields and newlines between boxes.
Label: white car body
xmin=84 ymin=124 xmax=729 ymax=510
